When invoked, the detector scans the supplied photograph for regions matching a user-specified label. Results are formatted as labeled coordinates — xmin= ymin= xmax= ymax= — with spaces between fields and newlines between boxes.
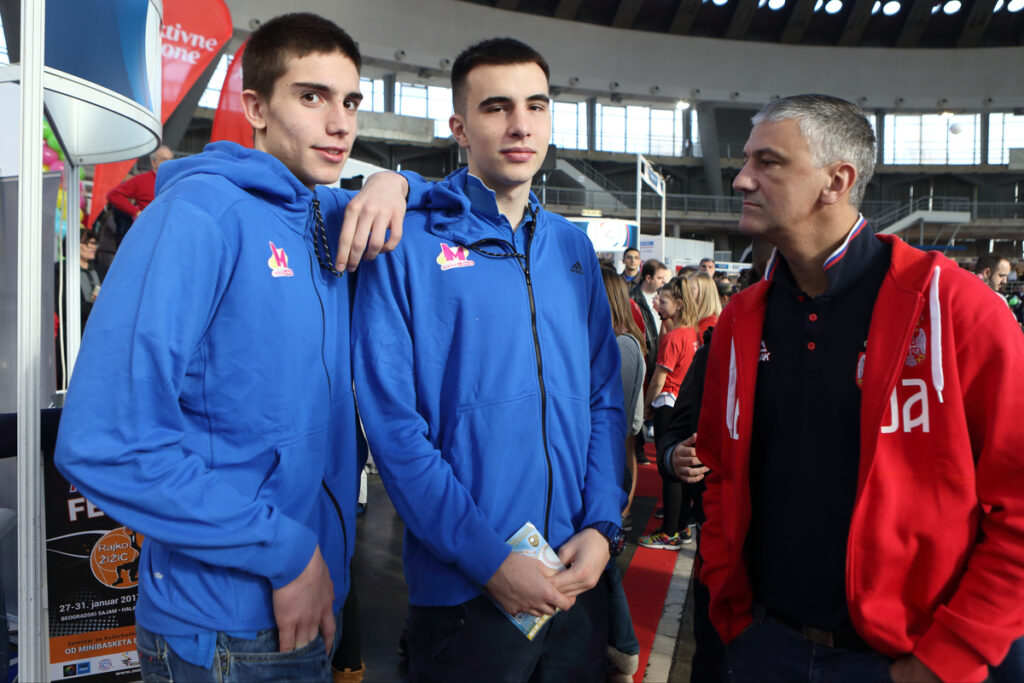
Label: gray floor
xmin=349 ymin=474 xmax=411 ymax=683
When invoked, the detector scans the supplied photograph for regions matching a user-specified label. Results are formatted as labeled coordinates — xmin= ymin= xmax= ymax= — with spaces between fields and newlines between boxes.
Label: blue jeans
xmin=727 ymin=615 xmax=893 ymax=683
xmin=136 ymin=614 xmax=341 ymax=683
xmin=604 ymin=563 xmax=639 ymax=656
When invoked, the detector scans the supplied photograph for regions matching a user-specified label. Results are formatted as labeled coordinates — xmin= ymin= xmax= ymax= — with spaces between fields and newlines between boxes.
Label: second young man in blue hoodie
xmin=353 ymin=38 xmax=626 ymax=682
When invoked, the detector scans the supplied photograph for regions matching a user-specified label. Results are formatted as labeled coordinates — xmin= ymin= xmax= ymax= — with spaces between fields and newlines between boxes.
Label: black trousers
xmin=654 ymin=404 xmax=690 ymax=535
xmin=406 ymin=581 xmax=609 ymax=683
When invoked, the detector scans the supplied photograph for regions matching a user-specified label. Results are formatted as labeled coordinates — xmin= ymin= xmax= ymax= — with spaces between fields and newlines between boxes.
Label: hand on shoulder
xmin=334 ymin=171 xmax=408 ymax=272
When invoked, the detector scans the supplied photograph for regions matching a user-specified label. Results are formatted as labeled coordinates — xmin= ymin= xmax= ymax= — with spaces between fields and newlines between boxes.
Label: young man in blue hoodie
xmin=353 ymin=38 xmax=626 ymax=682
xmin=55 ymin=13 xmax=422 ymax=683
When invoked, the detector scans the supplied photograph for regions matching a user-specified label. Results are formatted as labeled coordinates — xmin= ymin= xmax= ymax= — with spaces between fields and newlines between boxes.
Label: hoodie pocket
xmin=544 ymin=390 xmax=590 ymax=485
xmin=256 ymin=432 xmax=328 ymax=521
xmin=441 ymin=393 xmax=548 ymax=529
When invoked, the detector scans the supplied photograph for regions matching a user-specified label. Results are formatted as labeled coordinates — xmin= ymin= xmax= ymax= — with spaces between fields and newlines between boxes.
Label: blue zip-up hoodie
xmin=55 ymin=142 xmax=364 ymax=664
xmin=352 ymin=169 xmax=626 ymax=606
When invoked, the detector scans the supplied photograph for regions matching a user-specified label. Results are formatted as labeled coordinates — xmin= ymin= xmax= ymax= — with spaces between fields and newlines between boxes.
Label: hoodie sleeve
xmin=912 ymin=278 xmax=1024 ymax=682
xmin=55 ymin=197 xmax=317 ymax=590
xmin=351 ymin=238 xmax=511 ymax=588
xmin=580 ymin=252 xmax=628 ymax=529
xmin=696 ymin=311 xmax=756 ymax=644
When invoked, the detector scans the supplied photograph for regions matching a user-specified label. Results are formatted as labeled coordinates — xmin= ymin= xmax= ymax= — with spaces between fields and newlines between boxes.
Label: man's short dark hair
xmin=80 ymin=230 xmax=99 ymax=244
xmin=243 ymin=13 xmax=361 ymax=100
xmin=623 ymin=247 xmax=640 ymax=257
xmin=700 ymin=257 xmax=715 ymax=266
xmin=450 ymin=38 xmax=550 ymax=115
xmin=640 ymin=259 xmax=667 ymax=280
xmin=974 ymin=252 xmax=1008 ymax=275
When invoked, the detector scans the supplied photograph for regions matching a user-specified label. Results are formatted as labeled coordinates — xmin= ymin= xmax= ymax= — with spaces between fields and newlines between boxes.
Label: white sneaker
xmin=607 ymin=646 xmax=639 ymax=675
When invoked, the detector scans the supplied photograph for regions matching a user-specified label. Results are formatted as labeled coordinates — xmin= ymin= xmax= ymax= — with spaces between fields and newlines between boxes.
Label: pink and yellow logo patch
xmin=436 ymin=243 xmax=475 ymax=271
xmin=268 ymin=241 xmax=294 ymax=278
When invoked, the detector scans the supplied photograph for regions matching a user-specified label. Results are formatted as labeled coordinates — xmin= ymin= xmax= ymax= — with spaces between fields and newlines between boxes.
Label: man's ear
xmin=450 ymin=113 xmax=469 ymax=149
xmin=820 ymin=161 xmax=857 ymax=206
xmin=241 ymin=89 xmax=268 ymax=132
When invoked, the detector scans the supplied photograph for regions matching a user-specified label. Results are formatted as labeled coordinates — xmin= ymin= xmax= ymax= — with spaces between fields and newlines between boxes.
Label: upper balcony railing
xmin=536 ymin=185 xmax=1024 ymax=231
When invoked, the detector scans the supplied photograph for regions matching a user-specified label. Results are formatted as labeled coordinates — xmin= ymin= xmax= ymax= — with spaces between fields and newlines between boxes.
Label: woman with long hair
xmin=639 ymin=276 xmax=700 ymax=550
xmin=689 ymin=271 xmax=722 ymax=342
xmin=599 ymin=262 xmax=644 ymax=681
xmin=599 ymin=263 xmax=645 ymax=512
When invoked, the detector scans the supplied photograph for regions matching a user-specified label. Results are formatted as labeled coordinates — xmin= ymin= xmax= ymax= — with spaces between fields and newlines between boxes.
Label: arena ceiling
xmin=456 ymin=0 xmax=1024 ymax=48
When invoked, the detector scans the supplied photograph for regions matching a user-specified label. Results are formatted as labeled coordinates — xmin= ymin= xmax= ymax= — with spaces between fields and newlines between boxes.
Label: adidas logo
xmin=570 ymin=261 xmax=583 ymax=274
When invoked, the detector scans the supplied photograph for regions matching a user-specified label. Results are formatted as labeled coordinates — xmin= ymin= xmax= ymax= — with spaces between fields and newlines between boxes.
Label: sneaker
xmin=653 ymin=506 xmax=664 ymax=519
xmin=638 ymin=530 xmax=682 ymax=550
xmin=679 ymin=526 xmax=694 ymax=544
xmin=607 ymin=646 xmax=639 ymax=676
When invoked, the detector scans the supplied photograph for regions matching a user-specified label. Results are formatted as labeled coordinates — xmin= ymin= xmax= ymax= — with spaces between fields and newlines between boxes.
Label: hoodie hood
xmin=418 ymin=167 xmax=542 ymax=245
xmin=155 ymin=141 xmax=316 ymax=235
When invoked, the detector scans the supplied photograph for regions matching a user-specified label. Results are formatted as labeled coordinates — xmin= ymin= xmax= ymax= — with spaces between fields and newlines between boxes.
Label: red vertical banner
xmin=87 ymin=0 xmax=234 ymax=229
xmin=159 ymin=0 xmax=233 ymax=114
xmin=210 ymin=40 xmax=251 ymax=148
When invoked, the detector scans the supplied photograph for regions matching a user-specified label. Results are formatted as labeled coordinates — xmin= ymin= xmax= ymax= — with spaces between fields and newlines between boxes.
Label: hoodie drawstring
xmin=726 ymin=339 xmax=739 ymax=440
xmin=312 ymin=198 xmax=344 ymax=277
xmin=462 ymin=205 xmax=537 ymax=261
xmin=929 ymin=265 xmax=944 ymax=404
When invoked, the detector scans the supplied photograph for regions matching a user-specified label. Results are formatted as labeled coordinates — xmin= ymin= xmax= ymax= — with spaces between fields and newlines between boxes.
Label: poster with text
xmin=45 ymin=458 xmax=143 ymax=682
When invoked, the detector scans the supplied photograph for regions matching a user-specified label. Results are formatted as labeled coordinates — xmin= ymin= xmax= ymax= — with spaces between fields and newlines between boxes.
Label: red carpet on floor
xmin=634 ymin=460 xmax=661 ymax=499
xmin=622 ymin=455 xmax=676 ymax=682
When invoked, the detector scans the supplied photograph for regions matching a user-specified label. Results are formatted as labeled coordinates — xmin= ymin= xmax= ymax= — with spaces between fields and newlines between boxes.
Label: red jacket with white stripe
xmin=697 ymin=234 xmax=1024 ymax=682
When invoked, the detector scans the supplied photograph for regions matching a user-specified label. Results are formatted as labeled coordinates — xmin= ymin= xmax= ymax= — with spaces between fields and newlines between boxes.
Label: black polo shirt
xmin=748 ymin=216 xmax=891 ymax=632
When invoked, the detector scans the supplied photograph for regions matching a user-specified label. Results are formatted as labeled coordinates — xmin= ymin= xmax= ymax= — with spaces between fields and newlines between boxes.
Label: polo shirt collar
xmin=764 ymin=214 xmax=881 ymax=297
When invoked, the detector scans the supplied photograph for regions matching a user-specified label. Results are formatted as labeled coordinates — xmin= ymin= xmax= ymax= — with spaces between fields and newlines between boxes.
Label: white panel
xmin=0 ymin=81 xmax=18 ymax=176
xmin=1009 ymin=148 xmax=1024 ymax=171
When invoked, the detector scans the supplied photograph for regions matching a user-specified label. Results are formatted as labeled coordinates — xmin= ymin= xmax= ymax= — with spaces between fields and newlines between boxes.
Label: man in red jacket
xmin=697 ymin=94 xmax=1024 ymax=683
xmin=106 ymin=145 xmax=174 ymax=242
xmin=108 ymin=145 xmax=174 ymax=219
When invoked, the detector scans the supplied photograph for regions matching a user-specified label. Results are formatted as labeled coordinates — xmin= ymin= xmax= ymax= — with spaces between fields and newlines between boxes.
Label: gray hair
xmin=752 ymin=94 xmax=876 ymax=208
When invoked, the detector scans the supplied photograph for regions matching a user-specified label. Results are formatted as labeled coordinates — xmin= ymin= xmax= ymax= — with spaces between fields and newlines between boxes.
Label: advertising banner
xmin=210 ymin=40 xmax=251 ymax=148
xmin=87 ymin=0 xmax=233 ymax=229
xmin=44 ymin=458 xmax=143 ymax=682
xmin=638 ymin=154 xmax=665 ymax=197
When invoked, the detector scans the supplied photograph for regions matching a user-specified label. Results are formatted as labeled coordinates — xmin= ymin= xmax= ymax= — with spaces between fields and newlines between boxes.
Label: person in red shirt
xmin=639 ymin=276 xmax=700 ymax=550
xmin=106 ymin=145 xmax=174 ymax=242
